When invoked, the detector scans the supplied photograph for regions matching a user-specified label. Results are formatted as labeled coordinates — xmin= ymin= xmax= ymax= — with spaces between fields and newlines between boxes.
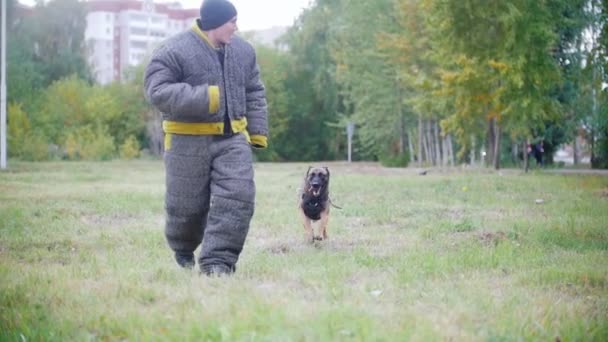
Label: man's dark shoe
xmin=201 ymin=264 xmax=234 ymax=277
xmin=175 ymin=252 xmax=195 ymax=269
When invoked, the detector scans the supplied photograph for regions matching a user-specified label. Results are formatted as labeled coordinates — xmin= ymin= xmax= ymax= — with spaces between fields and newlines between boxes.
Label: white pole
xmin=1 ymin=0 xmax=7 ymax=169
xmin=346 ymin=122 xmax=354 ymax=163
xmin=347 ymin=134 xmax=352 ymax=162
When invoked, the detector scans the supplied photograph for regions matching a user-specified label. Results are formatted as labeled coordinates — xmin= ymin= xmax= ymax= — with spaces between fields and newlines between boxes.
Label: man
xmin=144 ymin=0 xmax=268 ymax=276
xmin=528 ymin=140 xmax=544 ymax=166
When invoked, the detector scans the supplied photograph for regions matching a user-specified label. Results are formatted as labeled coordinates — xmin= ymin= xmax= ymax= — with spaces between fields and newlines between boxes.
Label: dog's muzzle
xmin=310 ymin=182 xmax=322 ymax=196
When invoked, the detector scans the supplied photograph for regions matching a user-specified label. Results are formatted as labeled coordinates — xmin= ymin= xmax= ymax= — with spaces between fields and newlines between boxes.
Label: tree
xmin=431 ymin=0 xmax=563 ymax=169
xmin=588 ymin=0 xmax=608 ymax=168
xmin=25 ymin=0 xmax=92 ymax=85
xmin=277 ymin=0 xmax=345 ymax=161
xmin=5 ymin=0 xmax=46 ymax=110
xmin=330 ymin=0 xmax=412 ymax=162
xmin=252 ymin=45 xmax=290 ymax=161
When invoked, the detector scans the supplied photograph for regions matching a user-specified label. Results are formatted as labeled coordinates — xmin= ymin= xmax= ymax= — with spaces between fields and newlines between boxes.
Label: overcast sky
xmin=18 ymin=0 xmax=312 ymax=31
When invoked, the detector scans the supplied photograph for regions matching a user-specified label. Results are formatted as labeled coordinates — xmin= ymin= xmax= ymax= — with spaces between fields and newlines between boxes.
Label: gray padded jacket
xmin=144 ymin=24 xmax=268 ymax=147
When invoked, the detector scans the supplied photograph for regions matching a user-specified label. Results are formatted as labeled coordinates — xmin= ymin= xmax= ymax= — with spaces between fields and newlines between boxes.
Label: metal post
xmin=346 ymin=122 xmax=354 ymax=163
xmin=1 ymin=0 xmax=7 ymax=169
xmin=347 ymin=135 xmax=352 ymax=163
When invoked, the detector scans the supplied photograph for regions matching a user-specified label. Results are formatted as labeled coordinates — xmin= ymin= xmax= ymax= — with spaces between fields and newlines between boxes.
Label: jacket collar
xmin=192 ymin=20 xmax=218 ymax=49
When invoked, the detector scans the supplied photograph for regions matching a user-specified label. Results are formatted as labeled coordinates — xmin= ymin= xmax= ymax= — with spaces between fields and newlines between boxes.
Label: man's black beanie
xmin=200 ymin=0 xmax=237 ymax=30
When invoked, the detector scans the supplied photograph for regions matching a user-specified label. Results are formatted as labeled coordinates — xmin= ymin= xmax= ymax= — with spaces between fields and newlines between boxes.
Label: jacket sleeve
xmin=245 ymin=55 xmax=269 ymax=148
xmin=143 ymin=45 xmax=219 ymax=121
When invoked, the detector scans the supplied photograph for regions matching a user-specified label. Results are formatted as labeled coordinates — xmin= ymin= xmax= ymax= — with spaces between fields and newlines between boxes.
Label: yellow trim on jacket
xmin=191 ymin=23 xmax=217 ymax=48
xmin=163 ymin=118 xmax=247 ymax=136
xmin=208 ymin=85 xmax=220 ymax=114
xmin=162 ymin=118 xmax=268 ymax=150
xmin=250 ymin=135 xmax=268 ymax=148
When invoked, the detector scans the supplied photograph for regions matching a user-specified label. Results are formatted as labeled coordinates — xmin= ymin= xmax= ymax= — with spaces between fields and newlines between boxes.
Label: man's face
xmin=214 ymin=16 xmax=238 ymax=44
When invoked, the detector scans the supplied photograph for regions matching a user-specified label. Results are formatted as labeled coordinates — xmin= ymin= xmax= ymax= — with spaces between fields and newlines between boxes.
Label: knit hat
xmin=199 ymin=0 xmax=237 ymax=30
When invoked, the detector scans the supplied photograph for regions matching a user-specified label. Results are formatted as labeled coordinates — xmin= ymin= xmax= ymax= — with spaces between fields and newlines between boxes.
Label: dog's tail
xmin=329 ymin=198 xmax=342 ymax=209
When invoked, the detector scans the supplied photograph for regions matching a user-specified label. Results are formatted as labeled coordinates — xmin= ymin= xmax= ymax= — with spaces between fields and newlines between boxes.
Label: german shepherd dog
xmin=299 ymin=166 xmax=332 ymax=242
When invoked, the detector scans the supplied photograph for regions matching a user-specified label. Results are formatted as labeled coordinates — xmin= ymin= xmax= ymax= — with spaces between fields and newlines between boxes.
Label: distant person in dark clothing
xmin=528 ymin=140 xmax=544 ymax=166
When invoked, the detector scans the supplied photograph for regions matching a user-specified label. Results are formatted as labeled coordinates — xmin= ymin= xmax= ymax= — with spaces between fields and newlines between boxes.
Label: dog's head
xmin=305 ymin=166 xmax=330 ymax=197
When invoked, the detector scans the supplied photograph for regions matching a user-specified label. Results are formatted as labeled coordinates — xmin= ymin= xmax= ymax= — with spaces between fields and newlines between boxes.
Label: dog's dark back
xmin=301 ymin=167 xmax=330 ymax=220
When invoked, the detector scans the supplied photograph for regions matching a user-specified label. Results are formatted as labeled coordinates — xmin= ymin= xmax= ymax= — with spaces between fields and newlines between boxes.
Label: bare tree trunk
xmin=408 ymin=131 xmax=415 ymax=164
xmin=471 ymin=135 xmax=476 ymax=166
xmin=433 ymin=120 xmax=442 ymax=166
xmin=573 ymin=136 xmax=579 ymax=165
xmin=590 ymin=128 xmax=595 ymax=167
xmin=423 ymin=120 xmax=431 ymax=165
xmin=418 ymin=115 xmax=423 ymax=166
xmin=428 ymin=120 xmax=436 ymax=165
xmin=486 ymin=118 xmax=496 ymax=167
xmin=424 ymin=120 xmax=431 ymax=165
xmin=447 ymin=134 xmax=454 ymax=166
xmin=334 ymin=131 xmax=341 ymax=157
xmin=399 ymin=115 xmax=405 ymax=155
xmin=493 ymin=120 xmax=501 ymax=170
xmin=442 ymin=136 xmax=448 ymax=167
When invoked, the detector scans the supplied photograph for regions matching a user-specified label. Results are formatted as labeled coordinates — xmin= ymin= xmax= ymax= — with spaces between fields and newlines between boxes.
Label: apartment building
xmin=85 ymin=0 xmax=198 ymax=84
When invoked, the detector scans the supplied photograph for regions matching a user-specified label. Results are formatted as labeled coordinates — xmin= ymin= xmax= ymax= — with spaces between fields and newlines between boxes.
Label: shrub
xmin=64 ymin=125 xmax=115 ymax=160
xmin=21 ymin=133 xmax=51 ymax=161
xmin=119 ymin=135 xmax=141 ymax=160
xmin=379 ymin=151 xmax=410 ymax=168
xmin=8 ymin=102 xmax=50 ymax=161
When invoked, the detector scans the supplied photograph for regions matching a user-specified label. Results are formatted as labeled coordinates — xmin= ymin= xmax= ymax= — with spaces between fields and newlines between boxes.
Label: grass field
xmin=1 ymin=160 xmax=607 ymax=341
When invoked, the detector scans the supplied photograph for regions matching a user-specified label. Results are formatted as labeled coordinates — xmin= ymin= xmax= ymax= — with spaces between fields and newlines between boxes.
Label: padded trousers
xmin=163 ymin=132 xmax=255 ymax=272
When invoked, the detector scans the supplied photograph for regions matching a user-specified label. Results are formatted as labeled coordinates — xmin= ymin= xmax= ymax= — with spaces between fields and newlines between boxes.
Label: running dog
xmin=298 ymin=166 xmax=333 ymax=243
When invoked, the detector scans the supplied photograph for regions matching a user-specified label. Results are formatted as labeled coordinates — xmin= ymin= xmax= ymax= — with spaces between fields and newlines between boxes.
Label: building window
xmin=130 ymin=14 xmax=147 ymax=21
xmin=130 ymin=27 xmax=147 ymax=35
xmin=130 ymin=40 xmax=147 ymax=49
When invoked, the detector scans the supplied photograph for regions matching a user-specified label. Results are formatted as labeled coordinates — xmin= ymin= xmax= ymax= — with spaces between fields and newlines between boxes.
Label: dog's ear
xmin=306 ymin=166 xmax=313 ymax=176
xmin=324 ymin=167 xmax=330 ymax=178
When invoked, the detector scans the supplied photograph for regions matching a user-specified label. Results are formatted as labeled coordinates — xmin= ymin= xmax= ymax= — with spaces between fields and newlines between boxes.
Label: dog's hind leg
xmin=299 ymin=208 xmax=315 ymax=243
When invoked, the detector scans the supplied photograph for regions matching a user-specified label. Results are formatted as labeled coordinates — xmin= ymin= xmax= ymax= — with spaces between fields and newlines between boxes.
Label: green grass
xmin=1 ymin=161 xmax=607 ymax=341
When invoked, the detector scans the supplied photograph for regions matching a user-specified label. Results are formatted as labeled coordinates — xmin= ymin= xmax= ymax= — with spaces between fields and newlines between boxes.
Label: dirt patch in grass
xmin=444 ymin=230 xmax=512 ymax=250
xmin=439 ymin=208 xmax=467 ymax=221
xmin=267 ymin=243 xmax=292 ymax=255
xmin=344 ymin=216 xmax=370 ymax=229
xmin=260 ymin=229 xmax=419 ymax=259
xmin=477 ymin=231 xmax=508 ymax=246
xmin=258 ymin=237 xmax=314 ymax=255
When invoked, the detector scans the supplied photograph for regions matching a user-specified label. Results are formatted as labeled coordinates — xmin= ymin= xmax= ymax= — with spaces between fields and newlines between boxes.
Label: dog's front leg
xmin=299 ymin=208 xmax=315 ymax=243
xmin=319 ymin=208 xmax=330 ymax=240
